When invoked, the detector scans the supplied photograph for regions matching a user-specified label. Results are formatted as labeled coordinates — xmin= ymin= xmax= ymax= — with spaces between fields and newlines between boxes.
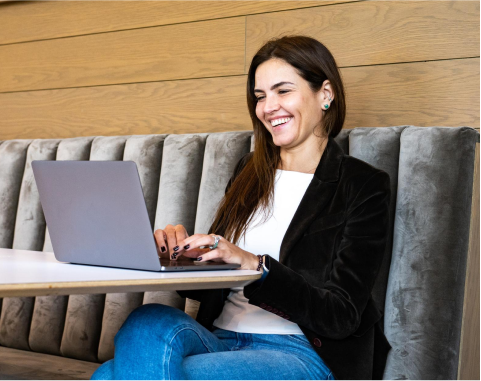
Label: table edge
xmin=0 ymin=273 xmax=261 ymax=297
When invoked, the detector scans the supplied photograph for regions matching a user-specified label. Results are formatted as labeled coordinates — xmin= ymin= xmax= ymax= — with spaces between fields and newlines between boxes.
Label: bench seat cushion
xmin=0 ymin=346 xmax=100 ymax=380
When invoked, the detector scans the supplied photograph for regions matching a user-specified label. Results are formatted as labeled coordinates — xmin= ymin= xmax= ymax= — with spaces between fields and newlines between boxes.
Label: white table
xmin=0 ymin=248 xmax=261 ymax=297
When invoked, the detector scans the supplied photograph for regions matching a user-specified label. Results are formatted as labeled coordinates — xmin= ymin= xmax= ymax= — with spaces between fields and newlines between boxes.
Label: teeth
xmin=271 ymin=117 xmax=292 ymax=127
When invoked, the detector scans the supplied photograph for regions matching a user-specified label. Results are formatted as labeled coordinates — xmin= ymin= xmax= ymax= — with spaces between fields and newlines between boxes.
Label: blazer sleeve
xmin=243 ymin=170 xmax=391 ymax=340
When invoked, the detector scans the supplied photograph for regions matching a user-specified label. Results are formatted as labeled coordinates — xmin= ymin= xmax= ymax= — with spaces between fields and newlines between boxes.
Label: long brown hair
xmin=210 ymin=35 xmax=346 ymax=245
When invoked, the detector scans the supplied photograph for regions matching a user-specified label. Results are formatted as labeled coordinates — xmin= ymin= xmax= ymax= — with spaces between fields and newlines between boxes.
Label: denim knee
xmin=115 ymin=303 xmax=191 ymax=343
xmin=90 ymin=360 xmax=114 ymax=380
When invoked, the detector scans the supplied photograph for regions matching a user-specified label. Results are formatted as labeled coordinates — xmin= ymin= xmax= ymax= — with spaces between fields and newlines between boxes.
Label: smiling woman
xmin=209 ymin=35 xmax=347 ymax=250
xmin=91 ymin=36 xmax=391 ymax=381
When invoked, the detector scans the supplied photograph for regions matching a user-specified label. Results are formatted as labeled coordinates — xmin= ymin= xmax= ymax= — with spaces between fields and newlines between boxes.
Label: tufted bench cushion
xmin=0 ymin=126 xmax=478 ymax=380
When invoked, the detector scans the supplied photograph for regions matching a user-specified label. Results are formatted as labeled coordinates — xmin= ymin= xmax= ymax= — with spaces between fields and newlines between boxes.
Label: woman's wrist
xmin=251 ymin=253 xmax=263 ymax=272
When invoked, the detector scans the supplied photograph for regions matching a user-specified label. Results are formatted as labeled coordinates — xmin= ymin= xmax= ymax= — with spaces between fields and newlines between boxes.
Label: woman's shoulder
xmin=339 ymin=153 xmax=390 ymax=188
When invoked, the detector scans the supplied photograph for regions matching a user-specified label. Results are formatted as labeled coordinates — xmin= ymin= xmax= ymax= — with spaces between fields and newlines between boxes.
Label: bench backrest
xmin=0 ymin=126 xmax=478 ymax=379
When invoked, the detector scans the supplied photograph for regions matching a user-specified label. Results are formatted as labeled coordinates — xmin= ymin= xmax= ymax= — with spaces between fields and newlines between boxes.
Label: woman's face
xmin=254 ymin=58 xmax=331 ymax=150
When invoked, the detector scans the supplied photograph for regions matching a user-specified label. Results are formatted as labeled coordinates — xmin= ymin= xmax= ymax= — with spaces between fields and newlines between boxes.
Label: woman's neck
xmin=277 ymin=137 xmax=328 ymax=174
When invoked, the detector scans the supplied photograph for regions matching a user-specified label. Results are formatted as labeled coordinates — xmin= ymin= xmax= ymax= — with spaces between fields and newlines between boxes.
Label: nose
xmin=262 ymin=94 xmax=280 ymax=115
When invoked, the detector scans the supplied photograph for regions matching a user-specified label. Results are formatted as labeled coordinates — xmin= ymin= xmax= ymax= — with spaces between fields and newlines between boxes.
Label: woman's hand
xmin=176 ymin=234 xmax=259 ymax=271
xmin=154 ymin=224 xmax=209 ymax=260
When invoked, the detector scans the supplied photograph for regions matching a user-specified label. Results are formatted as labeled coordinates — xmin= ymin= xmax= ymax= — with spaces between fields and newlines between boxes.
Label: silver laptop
xmin=32 ymin=160 xmax=240 ymax=272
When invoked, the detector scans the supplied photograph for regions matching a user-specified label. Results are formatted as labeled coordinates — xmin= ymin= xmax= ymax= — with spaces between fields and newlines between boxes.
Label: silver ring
xmin=209 ymin=235 xmax=220 ymax=250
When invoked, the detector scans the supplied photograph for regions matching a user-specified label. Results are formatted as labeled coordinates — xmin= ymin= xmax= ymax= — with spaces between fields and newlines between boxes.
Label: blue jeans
xmin=91 ymin=304 xmax=334 ymax=380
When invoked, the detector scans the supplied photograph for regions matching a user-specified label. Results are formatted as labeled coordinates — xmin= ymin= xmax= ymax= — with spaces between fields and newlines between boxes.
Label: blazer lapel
xmin=279 ymin=136 xmax=344 ymax=264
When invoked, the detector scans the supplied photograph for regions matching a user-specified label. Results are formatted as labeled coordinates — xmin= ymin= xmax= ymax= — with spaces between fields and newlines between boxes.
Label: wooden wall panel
xmin=0 ymin=1 xmax=349 ymax=45
xmin=0 ymin=58 xmax=477 ymax=141
xmin=0 ymin=76 xmax=250 ymax=140
xmin=342 ymin=58 xmax=479 ymax=129
xmin=246 ymin=1 xmax=479 ymax=69
xmin=0 ymin=17 xmax=245 ymax=93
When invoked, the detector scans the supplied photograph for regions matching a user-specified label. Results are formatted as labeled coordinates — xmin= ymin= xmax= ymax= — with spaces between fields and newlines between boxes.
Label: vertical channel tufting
xmin=0 ymin=140 xmax=32 ymax=349
xmin=123 ymin=135 xmax=167 ymax=228
xmin=12 ymin=139 xmax=61 ymax=251
xmin=334 ymin=128 xmax=352 ymax=153
xmin=98 ymin=293 xmax=144 ymax=363
xmin=383 ymin=127 xmax=479 ymax=380
xmin=153 ymin=133 xmax=209 ymax=235
xmin=348 ymin=126 xmax=408 ymax=329
xmin=60 ymin=136 xmax=128 ymax=362
xmin=28 ymin=137 xmax=94 ymax=356
xmin=195 ymin=131 xmax=253 ymax=235
xmin=145 ymin=134 xmax=209 ymax=319
xmin=0 ymin=139 xmax=60 ymax=351
xmin=97 ymin=135 xmax=168 ymax=362
xmin=0 ymin=140 xmax=32 ymax=249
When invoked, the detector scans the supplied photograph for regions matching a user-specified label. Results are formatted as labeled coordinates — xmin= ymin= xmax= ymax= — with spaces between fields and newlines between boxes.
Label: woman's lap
xmin=91 ymin=303 xmax=333 ymax=380
xmin=183 ymin=346 xmax=331 ymax=380
xmin=189 ymin=328 xmax=333 ymax=380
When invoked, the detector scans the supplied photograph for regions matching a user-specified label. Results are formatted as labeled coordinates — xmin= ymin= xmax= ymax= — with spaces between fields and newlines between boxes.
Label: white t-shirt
xmin=212 ymin=169 xmax=314 ymax=334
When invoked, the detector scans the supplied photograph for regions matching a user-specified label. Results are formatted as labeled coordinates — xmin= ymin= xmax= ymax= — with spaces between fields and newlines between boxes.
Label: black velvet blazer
xmin=177 ymin=135 xmax=392 ymax=380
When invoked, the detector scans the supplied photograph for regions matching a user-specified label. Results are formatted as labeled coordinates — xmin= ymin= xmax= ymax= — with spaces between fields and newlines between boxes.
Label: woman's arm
xmin=176 ymin=152 xmax=254 ymax=301
xmin=243 ymin=170 xmax=391 ymax=340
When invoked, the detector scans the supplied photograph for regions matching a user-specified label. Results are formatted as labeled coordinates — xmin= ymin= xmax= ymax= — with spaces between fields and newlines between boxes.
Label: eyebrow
xmin=254 ymin=81 xmax=295 ymax=93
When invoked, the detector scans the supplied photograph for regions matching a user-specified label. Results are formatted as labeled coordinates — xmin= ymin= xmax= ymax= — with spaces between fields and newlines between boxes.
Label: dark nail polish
xmin=184 ymin=244 xmax=190 ymax=250
xmin=161 ymin=246 xmax=166 ymax=253
xmin=172 ymin=252 xmax=178 ymax=258
xmin=173 ymin=246 xmax=179 ymax=252
xmin=197 ymin=257 xmax=202 ymax=261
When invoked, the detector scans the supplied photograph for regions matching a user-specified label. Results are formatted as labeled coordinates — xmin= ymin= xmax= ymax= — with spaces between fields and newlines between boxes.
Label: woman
xmin=92 ymin=35 xmax=392 ymax=380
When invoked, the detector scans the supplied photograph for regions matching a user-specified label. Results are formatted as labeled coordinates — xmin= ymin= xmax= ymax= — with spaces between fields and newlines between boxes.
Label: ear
xmin=320 ymin=80 xmax=334 ymax=102
xmin=317 ymin=82 xmax=334 ymax=112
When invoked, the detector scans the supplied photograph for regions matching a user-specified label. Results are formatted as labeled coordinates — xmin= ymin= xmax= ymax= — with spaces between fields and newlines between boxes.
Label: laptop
xmin=32 ymin=160 xmax=240 ymax=272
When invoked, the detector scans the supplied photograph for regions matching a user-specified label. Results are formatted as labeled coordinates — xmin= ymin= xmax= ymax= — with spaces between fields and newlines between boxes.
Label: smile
xmin=271 ymin=117 xmax=292 ymax=128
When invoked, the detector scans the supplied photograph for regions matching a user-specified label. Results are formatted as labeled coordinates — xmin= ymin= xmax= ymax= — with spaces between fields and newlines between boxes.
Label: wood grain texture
xmin=0 ymin=17 xmax=245 ymax=92
xmin=0 ymin=58 xmax=478 ymax=141
xmin=0 ymin=346 xmax=99 ymax=380
xmin=0 ymin=76 xmax=249 ymax=140
xmin=0 ymin=275 xmax=261 ymax=298
xmin=0 ymin=1 xmax=350 ymax=45
xmin=246 ymin=1 xmax=479 ymax=69
xmin=341 ymin=58 xmax=479 ymax=128
xmin=458 ymin=142 xmax=480 ymax=380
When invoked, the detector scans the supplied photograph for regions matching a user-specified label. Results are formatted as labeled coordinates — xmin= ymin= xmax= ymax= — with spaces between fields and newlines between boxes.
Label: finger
xmin=153 ymin=229 xmax=168 ymax=257
xmin=164 ymin=224 xmax=179 ymax=259
xmin=172 ymin=225 xmax=190 ymax=260
xmin=176 ymin=224 xmax=189 ymax=241
xmin=196 ymin=249 xmax=222 ymax=263
xmin=183 ymin=235 xmax=222 ymax=253
xmin=177 ymin=233 xmax=203 ymax=246
xmin=183 ymin=247 xmax=210 ymax=259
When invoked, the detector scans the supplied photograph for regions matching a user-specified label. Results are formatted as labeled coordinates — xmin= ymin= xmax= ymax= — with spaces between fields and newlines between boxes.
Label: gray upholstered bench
xmin=0 ymin=126 xmax=478 ymax=380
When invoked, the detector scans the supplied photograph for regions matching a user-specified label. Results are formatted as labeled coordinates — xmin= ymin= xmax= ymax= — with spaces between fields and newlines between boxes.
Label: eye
xmin=278 ymin=90 xmax=290 ymax=94
xmin=256 ymin=95 xmax=265 ymax=101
